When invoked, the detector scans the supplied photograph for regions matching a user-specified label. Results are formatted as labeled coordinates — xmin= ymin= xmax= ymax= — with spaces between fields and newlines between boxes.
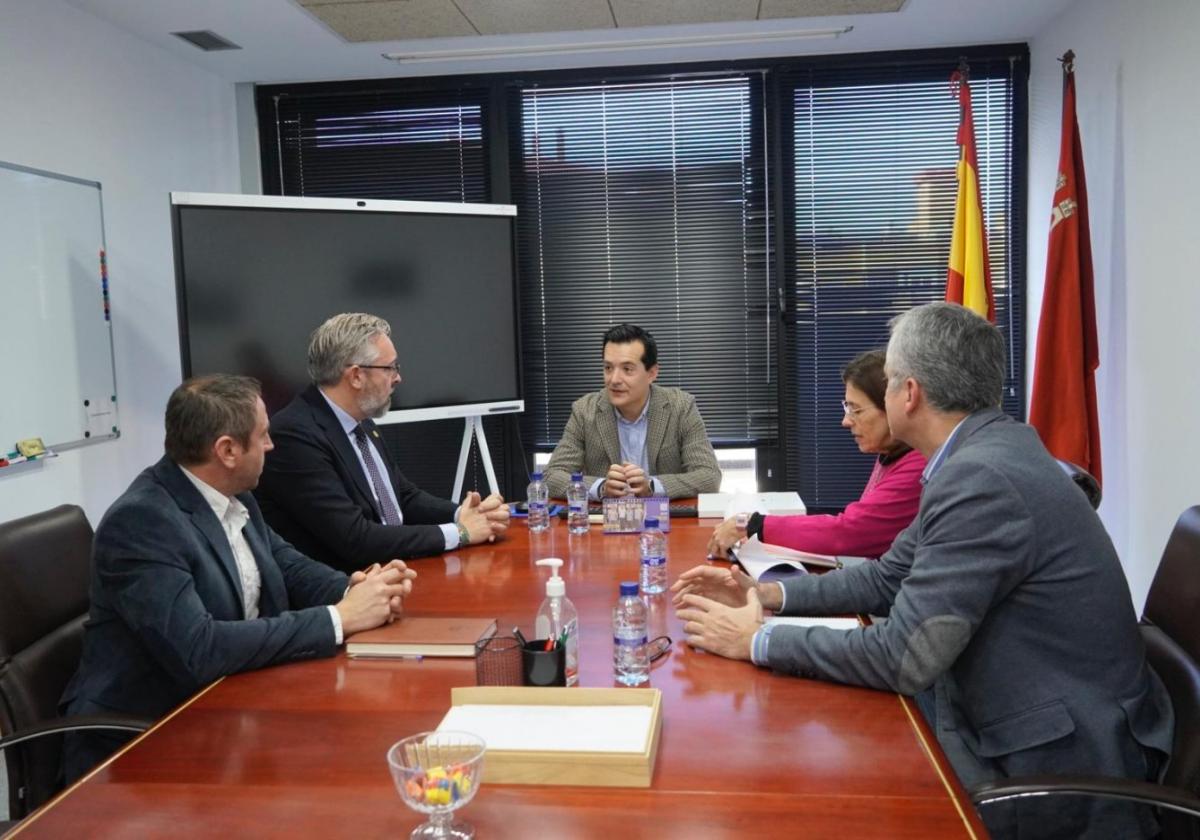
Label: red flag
xmin=1029 ymin=52 xmax=1102 ymax=484
xmin=945 ymin=66 xmax=995 ymax=322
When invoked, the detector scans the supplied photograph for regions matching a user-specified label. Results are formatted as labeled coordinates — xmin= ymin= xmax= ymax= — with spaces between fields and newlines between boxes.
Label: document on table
xmin=731 ymin=536 xmax=836 ymax=582
xmin=437 ymin=705 xmax=654 ymax=753
xmin=766 ymin=616 xmax=862 ymax=631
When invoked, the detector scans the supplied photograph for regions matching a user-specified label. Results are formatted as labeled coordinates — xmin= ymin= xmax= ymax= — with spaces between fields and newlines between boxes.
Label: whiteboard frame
xmin=0 ymin=159 xmax=119 ymax=454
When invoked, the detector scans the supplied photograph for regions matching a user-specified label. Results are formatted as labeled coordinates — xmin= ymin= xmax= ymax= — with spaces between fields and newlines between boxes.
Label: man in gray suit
xmin=544 ymin=324 xmax=721 ymax=499
xmin=672 ymin=303 xmax=1173 ymax=839
xmin=62 ymin=375 xmax=415 ymax=781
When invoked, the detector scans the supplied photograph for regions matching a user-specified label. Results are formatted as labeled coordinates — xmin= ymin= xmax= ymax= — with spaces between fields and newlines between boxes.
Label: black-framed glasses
xmin=351 ymin=362 xmax=401 ymax=375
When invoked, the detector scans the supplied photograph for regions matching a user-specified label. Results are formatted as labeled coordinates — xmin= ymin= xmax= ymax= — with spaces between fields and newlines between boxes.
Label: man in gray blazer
xmin=61 ymin=375 xmax=415 ymax=781
xmin=672 ymin=303 xmax=1173 ymax=839
xmin=544 ymin=324 xmax=721 ymax=499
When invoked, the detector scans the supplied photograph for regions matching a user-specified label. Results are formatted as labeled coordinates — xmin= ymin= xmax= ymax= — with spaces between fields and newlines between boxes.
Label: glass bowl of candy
xmin=387 ymin=730 xmax=486 ymax=839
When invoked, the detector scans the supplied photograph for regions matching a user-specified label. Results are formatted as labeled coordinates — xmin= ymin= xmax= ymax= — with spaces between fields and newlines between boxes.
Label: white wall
xmin=0 ymin=1 xmax=240 ymax=528
xmin=1027 ymin=0 xmax=1200 ymax=609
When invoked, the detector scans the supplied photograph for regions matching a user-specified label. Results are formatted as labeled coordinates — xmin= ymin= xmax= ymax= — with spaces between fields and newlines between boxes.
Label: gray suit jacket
xmin=543 ymin=385 xmax=721 ymax=499
xmin=61 ymin=457 xmax=349 ymax=779
xmin=764 ymin=409 xmax=1173 ymax=839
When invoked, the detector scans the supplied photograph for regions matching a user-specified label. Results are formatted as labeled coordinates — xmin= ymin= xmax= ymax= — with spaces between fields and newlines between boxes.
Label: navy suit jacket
xmin=256 ymin=385 xmax=459 ymax=572
xmin=61 ymin=457 xmax=348 ymax=777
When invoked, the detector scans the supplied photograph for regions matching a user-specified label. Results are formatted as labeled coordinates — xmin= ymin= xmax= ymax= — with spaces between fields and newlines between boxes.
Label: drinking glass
xmin=387 ymin=730 xmax=486 ymax=839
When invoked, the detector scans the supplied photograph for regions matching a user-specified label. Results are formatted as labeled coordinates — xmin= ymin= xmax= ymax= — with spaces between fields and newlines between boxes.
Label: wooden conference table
xmin=12 ymin=515 xmax=986 ymax=839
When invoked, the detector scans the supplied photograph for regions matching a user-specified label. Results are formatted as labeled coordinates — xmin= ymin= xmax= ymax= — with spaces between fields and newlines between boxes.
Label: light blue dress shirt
xmin=319 ymin=391 xmax=458 ymax=550
xmin=589 ymin=398 xmax=666 ymax=500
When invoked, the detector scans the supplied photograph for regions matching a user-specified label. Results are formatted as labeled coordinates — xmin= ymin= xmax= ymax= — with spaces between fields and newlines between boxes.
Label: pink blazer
xmin=761 ymin=448 xmax=926 ymax=558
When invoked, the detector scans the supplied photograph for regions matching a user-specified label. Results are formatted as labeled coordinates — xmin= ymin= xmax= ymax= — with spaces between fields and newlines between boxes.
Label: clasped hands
xmin=456 ymin=490 xmax=510 ymax=544
xmin=604 ymin=463 xmax=652 ymax=497
xmin=670 ymin=564 xmax=782 ymax=661
xmin=337 ymin=559 xmax=417 ymax=635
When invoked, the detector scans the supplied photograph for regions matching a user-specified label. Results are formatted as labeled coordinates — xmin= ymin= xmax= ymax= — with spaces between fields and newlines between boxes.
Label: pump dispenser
xmin=535 ymin=558 xmax=579 ymax=686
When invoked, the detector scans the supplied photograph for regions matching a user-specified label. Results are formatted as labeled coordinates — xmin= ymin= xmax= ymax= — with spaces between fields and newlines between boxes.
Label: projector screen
xmin=171 ymin=193 xmax=522 ymax=421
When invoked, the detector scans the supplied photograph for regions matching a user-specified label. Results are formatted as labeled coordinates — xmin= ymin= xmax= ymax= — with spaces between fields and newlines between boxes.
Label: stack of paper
xmin=697 ymin=492 xmax=806 ymax=519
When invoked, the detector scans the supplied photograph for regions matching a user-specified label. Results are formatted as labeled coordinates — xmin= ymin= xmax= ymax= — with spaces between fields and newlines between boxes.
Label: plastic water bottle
xmin=639 ymin=517 xmax=668 ymax=595
xmin=527 ymin=471 xmax=549 ymax=533
xmin=567 ymin=472 xmax=589 ymax=535
xmin=612 ymin=582 xmax=649 ymax=686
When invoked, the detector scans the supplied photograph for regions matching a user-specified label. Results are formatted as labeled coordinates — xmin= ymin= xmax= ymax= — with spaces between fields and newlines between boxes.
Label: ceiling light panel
xmin=303 ymin=0 xmax=476 ymax=42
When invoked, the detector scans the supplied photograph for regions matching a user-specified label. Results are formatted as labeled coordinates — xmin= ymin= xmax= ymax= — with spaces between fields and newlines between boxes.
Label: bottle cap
xmin=531 ymin=471 xmax=544 ymax=480
xmin=570 ymin=472 xmax=583 ymax=481
xmin=536 ymin=557 xmax=566 ymax=597
xmin=619 ymin=581 xmax=639 ymax=597
xmin=644 ymin=517 xmax=659 ymax=529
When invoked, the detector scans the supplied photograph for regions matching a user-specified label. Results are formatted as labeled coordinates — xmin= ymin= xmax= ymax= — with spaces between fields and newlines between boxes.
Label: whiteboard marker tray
xmin=438 ymin=686 xmax=662 ymax=787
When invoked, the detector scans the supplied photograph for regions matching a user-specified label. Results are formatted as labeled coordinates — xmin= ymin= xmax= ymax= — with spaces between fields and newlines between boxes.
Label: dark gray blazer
xmin=61 ymin=457 xmax=348 ymax=777
xmin=256 ymin=385 xmax=459 ymax=572
xmin=764 ymin=409 xmax=1174 ymax=839
xmin=544 ymin=384 xmax=721 ymax=499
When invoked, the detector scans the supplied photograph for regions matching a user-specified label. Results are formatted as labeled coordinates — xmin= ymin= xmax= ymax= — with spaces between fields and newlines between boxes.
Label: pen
xmin=544 ymin=638 xmax=555 ymax=651
xmin=513 ymin=626 xmax=528 ymax=647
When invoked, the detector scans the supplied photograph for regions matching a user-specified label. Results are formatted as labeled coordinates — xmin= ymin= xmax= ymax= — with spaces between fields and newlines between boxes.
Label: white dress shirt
xmin=181 ymin=467 xmax=343 ymax=643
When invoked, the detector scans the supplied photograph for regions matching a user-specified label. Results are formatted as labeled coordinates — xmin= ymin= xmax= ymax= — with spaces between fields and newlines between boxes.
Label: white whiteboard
xmin=0 ymin=161 xmax=118 ymax=453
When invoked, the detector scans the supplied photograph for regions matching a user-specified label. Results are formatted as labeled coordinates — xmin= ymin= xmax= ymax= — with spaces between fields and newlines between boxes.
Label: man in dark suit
xmin=62 ymin=375 xmax=414 ymax=780
xmin=672 ymin=303 xmax=1173 ymax=839
xmin=256 ymin=313 xmax=508 ymax=573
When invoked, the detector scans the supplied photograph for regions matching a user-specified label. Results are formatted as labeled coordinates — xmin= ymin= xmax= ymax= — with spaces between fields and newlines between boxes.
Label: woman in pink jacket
xmin=707 ymin=349 xmax=925 ymax=559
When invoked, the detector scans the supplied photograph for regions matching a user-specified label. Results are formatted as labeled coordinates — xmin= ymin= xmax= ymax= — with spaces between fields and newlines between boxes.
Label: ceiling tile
xmin=760 ymin=0 xmax=906 ymax=18
xmin=610 ymin=0 xmax=759 ymax=28
xmin=453 ymin=0 xmax=615 ymax=36
xmin=303 ymin=0 xmax=477 ymax=42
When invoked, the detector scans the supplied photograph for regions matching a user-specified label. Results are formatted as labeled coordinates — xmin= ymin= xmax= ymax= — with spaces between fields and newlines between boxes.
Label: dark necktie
xmin=353 ymin=424 xmax=402 ymax=526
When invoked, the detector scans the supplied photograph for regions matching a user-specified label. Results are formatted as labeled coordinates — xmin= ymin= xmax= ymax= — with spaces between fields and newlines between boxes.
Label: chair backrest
xmin=1056 ymin=459 xmax=1102 ymax=510
xmin=1144 ymin=506 xmax=1200 ymax=665
xmin=1141 ymin=506 xmax=1200 ymax=840
xmin=0 ymin=504 xmax=93 ymax=820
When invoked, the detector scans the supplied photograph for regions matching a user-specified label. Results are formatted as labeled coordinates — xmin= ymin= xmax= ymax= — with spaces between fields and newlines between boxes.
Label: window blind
xmin=261 ymin=87 xmax=488 ymax=202
xmin=780 ymin=55 xmax=1026 ymax=509
xmin=510 ymin=74 xmax=776 ymax=451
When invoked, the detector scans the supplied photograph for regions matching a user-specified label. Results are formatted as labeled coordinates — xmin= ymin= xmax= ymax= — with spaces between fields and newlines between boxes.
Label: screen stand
xmin=452 ymin=415 xmax=499 ymax=502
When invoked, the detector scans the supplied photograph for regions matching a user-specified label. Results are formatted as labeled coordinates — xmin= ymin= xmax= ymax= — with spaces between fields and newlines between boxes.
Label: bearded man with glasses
xmin=256 ymin=313 xmax=509 ymax=572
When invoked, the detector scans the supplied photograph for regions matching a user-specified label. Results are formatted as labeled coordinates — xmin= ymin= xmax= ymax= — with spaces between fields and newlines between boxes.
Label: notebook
xmin=346 ymin=616 xmax=498 ymax=659
xmin=729 ymin=535 xmax=840 ymax=583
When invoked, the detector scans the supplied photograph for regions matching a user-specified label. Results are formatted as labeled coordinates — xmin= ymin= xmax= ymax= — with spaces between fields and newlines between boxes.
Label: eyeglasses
xmin=352 ymin=362 xmax=402 ymax=375
xmin=841 ymin=400 xmax=866 ymax=419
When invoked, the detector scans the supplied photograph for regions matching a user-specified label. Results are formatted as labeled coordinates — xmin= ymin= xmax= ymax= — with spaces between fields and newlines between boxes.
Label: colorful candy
xmin=411 ymin=764 xmax=472 ymax=807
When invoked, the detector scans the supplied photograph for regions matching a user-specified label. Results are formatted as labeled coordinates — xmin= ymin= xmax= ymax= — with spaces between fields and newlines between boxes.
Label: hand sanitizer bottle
xmin=534 ymin=558 xmax=579 ymax=686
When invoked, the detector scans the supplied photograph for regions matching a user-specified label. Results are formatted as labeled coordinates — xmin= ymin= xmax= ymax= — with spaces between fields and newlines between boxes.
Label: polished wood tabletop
xmin=13 ymin=516 xmax=986 ymax=839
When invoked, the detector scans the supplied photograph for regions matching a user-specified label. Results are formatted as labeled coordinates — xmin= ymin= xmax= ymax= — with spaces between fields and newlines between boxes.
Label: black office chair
xmin=0 ymin=505 xmax=150 ymax=826
xmin=971 ymin=506 xmax=1200 ymax=838
xmin=1056 ymin=458 xmax=1102 ymax=510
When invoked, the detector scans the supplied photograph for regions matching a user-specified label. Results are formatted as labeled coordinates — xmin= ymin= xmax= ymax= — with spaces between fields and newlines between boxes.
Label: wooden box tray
xmin=438 ymin=686 xmax=662 ymax=788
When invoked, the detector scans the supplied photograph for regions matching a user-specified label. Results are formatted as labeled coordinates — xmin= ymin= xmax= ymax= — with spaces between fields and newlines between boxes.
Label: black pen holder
xmin=521 ymin=640 xmax=567 ymax=687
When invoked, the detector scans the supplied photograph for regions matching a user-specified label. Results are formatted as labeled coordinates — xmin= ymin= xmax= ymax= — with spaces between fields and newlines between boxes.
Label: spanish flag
xmin=945 ymin=67 xmax=995 ymax=322
xmin=1029 ymin=52 xmax=1101 ymax=484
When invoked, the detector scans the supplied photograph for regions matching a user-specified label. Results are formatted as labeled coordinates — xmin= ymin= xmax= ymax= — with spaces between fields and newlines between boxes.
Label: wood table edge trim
xmin=898 ymin=691 xmax=986 ymax=838
xmin=3 ymin=677 xmax=227 ymax=838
